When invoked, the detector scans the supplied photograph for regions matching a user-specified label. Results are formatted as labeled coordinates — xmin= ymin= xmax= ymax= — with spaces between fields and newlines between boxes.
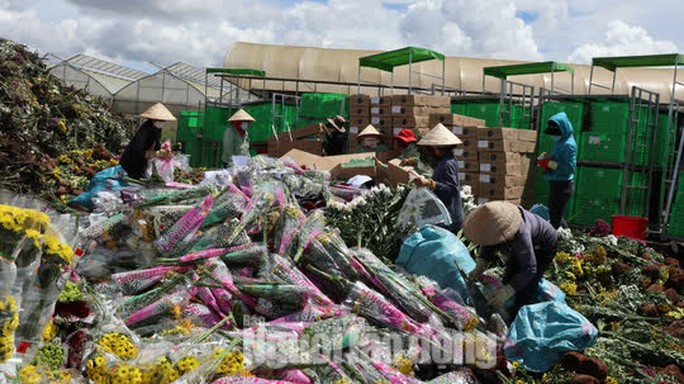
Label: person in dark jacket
xmin=538 ymin=112 xmax=577 ymax=229
xmin=323 ymin=115 xmax=347 ymax=156
xmin=120 ymin=103 xmax=176 ymax=179
xmin=465 ymin=201 xmax=558 ymax=316
xmin=412 ymin=123 xmax=465 ymax=233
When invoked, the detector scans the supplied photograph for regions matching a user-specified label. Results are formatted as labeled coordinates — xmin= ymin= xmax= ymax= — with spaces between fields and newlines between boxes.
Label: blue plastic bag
xmin=396 ymin=225 xmax=476 ymax=301
xmin=504 ymin=301 xmax=598 ymax=372
xmin=68 ymin=165 xmax=127 ymax=210
xmin=535 ymin=278 xmax=567 ymax=304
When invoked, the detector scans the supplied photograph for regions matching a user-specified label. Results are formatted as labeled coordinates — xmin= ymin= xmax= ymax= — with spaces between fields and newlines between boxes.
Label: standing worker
xmin=465 ymin=201 xmax=558 ymax=319
xmin=393 ymin=129 xmax=419 ymax=164
xmin=223 ymin=109 xmax=255 ymax=168
xmin=323 ymin=115 xmax=347 ymax=156
xmin=538 ymin=112 xmax=577 ymax=229
xmin=120 ymin=103 xmax=176 ymax=180
xmin=412 ymin=123 xmax=464 ymax=233
xmin=355 ymin=125 xmax=388 ymax=153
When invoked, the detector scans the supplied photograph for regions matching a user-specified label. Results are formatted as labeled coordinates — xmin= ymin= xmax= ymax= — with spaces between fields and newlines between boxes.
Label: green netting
xmin=655 ymin=114 xmax=677 ymax=168
xmin=299 ymin=93 xmax=347 ymax=118
xmin=592 ymin=54 xmax=684 ymax=72
xmin=359 ymin=46 xmax=445 ymax=72
xmin=483 ymin=61 xmax=573 ymax=79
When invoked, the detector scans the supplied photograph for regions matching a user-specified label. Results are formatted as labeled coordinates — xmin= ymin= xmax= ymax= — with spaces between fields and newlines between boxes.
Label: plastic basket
xmin=611 ymin=215 xmax=648 ymax=240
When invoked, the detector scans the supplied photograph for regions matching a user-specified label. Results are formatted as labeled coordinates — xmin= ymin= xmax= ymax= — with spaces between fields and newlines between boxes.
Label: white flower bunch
xmin=460 ymin=184 xmax=478 ymax=215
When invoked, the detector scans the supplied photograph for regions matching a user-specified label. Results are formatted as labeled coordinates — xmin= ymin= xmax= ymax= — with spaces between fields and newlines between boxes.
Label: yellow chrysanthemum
xmin=20 ymin=364 xmax=41 ymax=384
xmin=42 ymin=319 xmax=56 ymax=342
xmin=560 ymin=281 xmax=577 ymax=295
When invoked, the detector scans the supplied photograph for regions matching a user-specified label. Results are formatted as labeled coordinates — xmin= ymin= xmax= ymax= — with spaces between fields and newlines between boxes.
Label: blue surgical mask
xmin=550 ymin=135 xmax=562 ymax=142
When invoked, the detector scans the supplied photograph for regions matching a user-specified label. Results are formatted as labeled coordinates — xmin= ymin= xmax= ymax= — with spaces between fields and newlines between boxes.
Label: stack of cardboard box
xmin=392 ymin=95 xmax=451 ymax=142
xmin=267 ymin=123 xmax=324 ymax=157
xmin=476 ymin=127 xmax=537 ymax=205
xmin=349 ymin=94 xmax=371 ymax=152
xmin=369 ymin=96 xmax=394 ymax=139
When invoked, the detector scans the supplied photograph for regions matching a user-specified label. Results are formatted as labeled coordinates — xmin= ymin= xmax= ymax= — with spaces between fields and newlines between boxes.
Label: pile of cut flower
xmin=0 ymin=154 xmax=682 ymax=383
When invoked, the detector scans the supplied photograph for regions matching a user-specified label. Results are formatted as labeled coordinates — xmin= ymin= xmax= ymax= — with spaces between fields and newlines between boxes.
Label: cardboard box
xmin=392 ymin=116 xmax=431 ymax=128
xmin=391 ymin=94 xmax=427 ymax=106
xmin=513 ymin=141 xmax=537 ymax=154
xmin=460 ymin=137 xmax=478 ymax=150
xmin=349 ymin=116 xmax=370 ymax=129
xmin=370 ymin=116 xmax=392 ymax=128
xmin=370 ymin=106 xmax=393 ymax=116
xmin=479 ymin=151 xmax=520 ymax=163
xmin=332 ymin=163 xmax=377 ymax=179
xmin=426 ymin=95 xmax=451 ymax=108
xmin=454 ymin=148 xmax=477 ymax=161
xmin=478 ymin=184 xmax=524 ymax=200
xmin=392 ymin=106 xmax=450 ymax=117
xmin=452 ymin=125 xmax=484 ymax=138
xmin=386 ymin=158 xmax=413 ymax=187
xmin=479 ymin=161 xmax=522 ymax=176
xmin=517 ymin=129 xmax=538 ymax=142
xmin=457 ymin=159 xmax=479 ymax=172
xmin=350 ymin=106 xmax=370 ymax=116
xmin=268 ymin=138 xmax=324 ymax=157
xmin=429 ymin=113 xmax=484 ymax=127
xmin=458 ymin=171 xmax=479 ymax=185
xmin=478 ymin=173 xmax=524 ymax=186
xmin=477 ymin=139 xmax=516 ymax=152
xmin=478 ymin=127 xmax=520 ymax=141
xmin=350 ymin=94 xmax=371 ymax=107
xmin=281 ymin=149 xmax=377 ymax=172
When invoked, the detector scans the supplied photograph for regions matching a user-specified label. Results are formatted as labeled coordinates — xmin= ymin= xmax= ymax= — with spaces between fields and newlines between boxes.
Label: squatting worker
xmin=222 ymin=109 xmax=255 ymax=168
xmin=412 ymin=123 xmax=464 ymax=233
xmin=120 ymin=103 xmax=176 ymax=180
xmin=465 ymin=201 xmax=558 ymax=317
xmin=538 ymin=111 xmax=577 ymax=229
xmin=323 ymin=115 xmax=347 ymax=156
xmin=355 ymin=124 xmax=388 ymax=153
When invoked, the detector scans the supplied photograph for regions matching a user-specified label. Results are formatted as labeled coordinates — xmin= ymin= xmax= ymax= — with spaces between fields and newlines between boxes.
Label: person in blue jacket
xmin=412 ymin=123 xmax=464 ymax=233
xmin=538 ymin=112 xmax=577 ymax=229
xmin=465 ymin=201 xmax=558 ymax=317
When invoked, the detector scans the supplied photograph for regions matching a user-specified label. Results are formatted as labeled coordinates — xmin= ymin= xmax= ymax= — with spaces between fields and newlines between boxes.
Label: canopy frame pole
xmin=551 ymin=66 xmax=555 ymax=94
xmin=571 ymin=71 xmax=575 ymax=94
xmin=611 ymin=70 xmax=617 ymax=94
xmin=499 ymin=78 xmax=506 ymax=128
xmin=588 ymin=66 xmax=594 ymax=95
xmin=441 ymin=59 xmax=446 ymax=96
xmin=663 ymin=54 xmax=682 ymax=236
xmin=357 ymin=66 xmax=361 ymax=95
xmin=408 ymin=50 xmax=413 ymax=95
xmin=391 ymin=71 xmax=394 ymax=96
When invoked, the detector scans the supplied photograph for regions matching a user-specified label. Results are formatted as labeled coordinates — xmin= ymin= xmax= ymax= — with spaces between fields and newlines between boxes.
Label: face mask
xmin=550 ymin=135 xmax=562 ymax=142
xmin=153 ymin=121 xmax=164 ymax=129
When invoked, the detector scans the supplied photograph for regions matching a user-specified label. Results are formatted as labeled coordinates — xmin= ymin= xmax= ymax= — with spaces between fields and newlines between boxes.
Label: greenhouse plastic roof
xmin=483 ymin=61 xmax=573 ymax=79
xmin=593 ymin=54 xmax=684 ymax=71
xmin=359 ymin=46 xmax=445 ymax=72
xmin=153 ymin=62 xmax=224 ymax=90
xmin=65 ymin=54 xmax=148 ymax=81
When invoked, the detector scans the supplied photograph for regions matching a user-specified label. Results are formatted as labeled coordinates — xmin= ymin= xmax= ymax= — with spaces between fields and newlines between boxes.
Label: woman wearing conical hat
xmin=120 ymin=103 xmax=176 ymax=179
xmin=223 ymin=109 xmax=255 ymax=167
xmin=463 ymin=201 xmax=558 ymax=321
xmin=354 ymin=124 xmax=388 ymax=153
xmin=413 ymin=123 xmax=464 ymax=233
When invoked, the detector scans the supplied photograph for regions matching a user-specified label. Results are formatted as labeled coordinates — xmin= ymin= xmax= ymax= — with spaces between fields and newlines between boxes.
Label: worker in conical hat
xmin=464 ymin=201 xmax=558 ymax=320
xmin=355 ymin=125 xmax=388 ymax=153
xmin=323 ymin=115 xmax=347 ymax=156
xmin=223 ymin=109 xmax=255 ymax=168
xmin=413 ymin=123 xmax=464 ymax=233
xmin=120 ymin=103 xmax=176 ymax=179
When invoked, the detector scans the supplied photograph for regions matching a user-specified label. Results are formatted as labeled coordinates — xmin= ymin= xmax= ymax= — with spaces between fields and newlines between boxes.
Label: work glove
xmin=468 ymin=258 xmax=488 ymax=281
xmin=412 ymin=177 xmax=436 ymax=190
xmin=487 ymin=284 xmax=515 ymax=308
xmin=400 ymin=157 xmax=417 ymax=166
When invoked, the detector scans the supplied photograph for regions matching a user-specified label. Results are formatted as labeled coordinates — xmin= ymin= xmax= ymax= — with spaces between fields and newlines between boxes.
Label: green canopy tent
xmin=205 ymin=67 xmax=266 ymax=105
xmin=587 ymin=53 xmax=684 ymax=238
xmin=482 ymin=61 xmax=574 ymax=128
xmin=357 ymin=46 xmax=446 ymax=95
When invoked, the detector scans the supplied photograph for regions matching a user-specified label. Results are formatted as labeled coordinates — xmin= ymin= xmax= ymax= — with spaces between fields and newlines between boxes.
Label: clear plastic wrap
xmin=397 ymin=187 xmax=452 ymax=229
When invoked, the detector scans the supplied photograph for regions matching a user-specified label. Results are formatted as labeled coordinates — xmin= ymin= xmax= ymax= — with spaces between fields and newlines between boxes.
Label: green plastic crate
xmin=451 ymin=103 xmax=467 ymax=115
xmin=538 ymin=102 xmax=584 ymax=156
xmin=465 ymin=102 xmax=500 ymax=127
xmin=655 ymin=114 xmax=676 ymax=168
xmin=589 ymin=101 xmax=630 ymax=135
xmin=299 ymin=93 xmax=347 ymax=118
xmin=570 ymin=195 xmax=621 ymax=226
xmin=204 ymin=105 xmax=232 ymax=142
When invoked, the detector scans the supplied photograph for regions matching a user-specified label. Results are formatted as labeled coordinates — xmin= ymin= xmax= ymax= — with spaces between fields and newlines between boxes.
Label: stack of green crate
xmin=451 ymin=103 xmax=467 ymax=116
xmin=176 ymin=111 xmax=202 ymax=167
xmin=667 ymin=172 xmax=684 ymax=238
xmin=571 ymin=166 xmax=648 ymax=226
xmin=299 ymin=93 xmax=347 ymax=119
xmin=580 ymin=101 xmax=654 ymax=165
xmin=655 ymin=114 xmax=677 ymax=168
xmin=462 ymin=101 xmax=531 ymax=129
xmin=534 ymin=101 xmax=585 ymax=209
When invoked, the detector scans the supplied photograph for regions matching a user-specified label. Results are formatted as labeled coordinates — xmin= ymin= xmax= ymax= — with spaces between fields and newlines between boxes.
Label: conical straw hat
xmin=357 ymin=124 xmax=381 ymax=139
xmin=140 ymin=103 xmax=176 ymax=121
xmin=417 ymin=123 xmax=462 ymax=146
xmin=228 ymin=109 xmax=255 ymax=122
xmin=463 ymin=201 xmax=523 ymax=246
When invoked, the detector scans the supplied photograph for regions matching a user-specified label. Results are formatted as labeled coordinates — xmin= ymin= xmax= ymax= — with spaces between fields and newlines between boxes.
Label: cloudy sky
xmin=0 ymin=0 xmax=681 ymax=72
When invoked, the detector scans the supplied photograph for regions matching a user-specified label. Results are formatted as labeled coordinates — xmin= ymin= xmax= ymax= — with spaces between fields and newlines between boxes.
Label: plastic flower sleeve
xmin=397 ymin=187 xmax=452 ymax=229
xmin=154 ymin=194 xmax=215 ymax=254
xmin=274 ymin=206 xmax=305 ymax=255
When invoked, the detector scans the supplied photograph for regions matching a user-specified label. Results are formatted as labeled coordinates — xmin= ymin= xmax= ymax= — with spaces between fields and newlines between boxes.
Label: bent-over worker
xmin=412 ymin=123 xmax=464 ymax=233
xmin=120 ymin=103 xmax=176 ymax=180
xmin=465 ymin=201 xmax=558 ymax=318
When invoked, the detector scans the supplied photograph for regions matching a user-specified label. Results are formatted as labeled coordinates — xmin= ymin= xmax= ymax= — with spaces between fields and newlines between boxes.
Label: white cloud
xmin=567 ymin=21 xmax=678 ymax=63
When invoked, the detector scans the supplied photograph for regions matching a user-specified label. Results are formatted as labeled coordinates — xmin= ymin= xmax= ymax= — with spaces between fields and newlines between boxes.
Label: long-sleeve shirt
xmin=545 ymin=112 xmax=577 ymax=182
xmin=431 ymin=152 xmax=464 ymax=232
xmin=222 ymin=125 xmax=250 ymax=165
xmin=479 ymin=207 xmax=558 ymax=292
xmin=120 ymin=120 xmax=161 ymax=179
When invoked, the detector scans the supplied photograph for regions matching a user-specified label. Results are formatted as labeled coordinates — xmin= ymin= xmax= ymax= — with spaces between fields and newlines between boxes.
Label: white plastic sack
xmin=397 ymin=187 xmax=452 ymax=229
